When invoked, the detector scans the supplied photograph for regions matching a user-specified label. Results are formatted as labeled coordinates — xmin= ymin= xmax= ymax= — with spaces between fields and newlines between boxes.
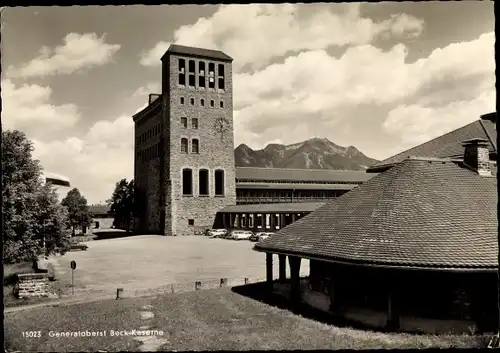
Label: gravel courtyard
xmin=49 ymin=235 xmax=310 ymax=298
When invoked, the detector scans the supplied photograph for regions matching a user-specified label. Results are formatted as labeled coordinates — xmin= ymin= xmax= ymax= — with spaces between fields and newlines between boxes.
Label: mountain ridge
xmin=234 ymin=138 xmax=379 ymax=171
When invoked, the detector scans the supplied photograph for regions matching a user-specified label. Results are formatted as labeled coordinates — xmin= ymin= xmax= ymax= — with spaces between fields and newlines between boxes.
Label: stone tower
xmin=159 ymin=44 xmax=236 ymax=236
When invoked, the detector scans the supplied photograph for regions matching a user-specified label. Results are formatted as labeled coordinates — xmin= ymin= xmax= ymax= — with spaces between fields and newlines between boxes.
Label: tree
xmin=107 ymin=179 xmax=135 ymax=232
xmin=61 ymin=188 xmax=93 ymax=236
xmin=2 ymin=130 xmax=71 ymax=264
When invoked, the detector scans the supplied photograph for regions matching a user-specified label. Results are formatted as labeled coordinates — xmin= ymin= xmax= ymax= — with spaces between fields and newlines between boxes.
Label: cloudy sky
xmin=2 ymin=3 xmax=495 ymax=204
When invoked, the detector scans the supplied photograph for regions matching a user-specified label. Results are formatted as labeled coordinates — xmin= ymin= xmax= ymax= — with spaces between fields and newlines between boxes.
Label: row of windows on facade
xmin=137 ymin=138 xmax=201 ymax=164
xmin=178 ymin=59 xmax=225 ymax=91
xmin=137 ymin=116 xmax=201 ymax=147
xmin=137 ymin=142 xmax=161 ymax=163
xmin=180 ymin=138 xmax=199 ymax=154
xmin=138 ymin=123 xmax=161 ymax=145
xmin=182 ymin=168 xmax=225 ymax=197
xmin=179 ymin=96 xmax=224 ymax=108
xmin=236 ymin=190 xmax=347 ymax=198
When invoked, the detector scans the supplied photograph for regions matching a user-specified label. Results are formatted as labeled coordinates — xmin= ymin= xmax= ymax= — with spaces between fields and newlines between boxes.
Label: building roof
xmin=236 ymin=182 xmax=359 ymax=190
xmin=42 ymin=171 xmax=71 ymax=184
xmin=88 ymin=204 xmax=111 ymax=215
xmin=235 ymin=167 xmax=375 ymax=184
xmin=132 ymin=96 xmax=162 ymax=122
xmin=162 ymin=44 xmax=233 ymax=62
xmin=368 ymin=118 xmax=497 ymax=172
xmin=219 ymin=202 xmax=325 ymax=214
xmin=255 ymin=157 xmax=498 ymax=270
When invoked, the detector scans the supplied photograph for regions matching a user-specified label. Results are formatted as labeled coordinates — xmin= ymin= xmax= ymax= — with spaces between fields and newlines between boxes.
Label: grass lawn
xmin=5 ymin=286 xmax=487 ymax=352
xmin=43 ymin=235 xmax=309 ymax=298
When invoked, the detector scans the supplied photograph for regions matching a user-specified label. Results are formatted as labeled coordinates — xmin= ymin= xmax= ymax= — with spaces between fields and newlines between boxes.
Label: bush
xmin=4 ymin=262 xmax=35 ymax=285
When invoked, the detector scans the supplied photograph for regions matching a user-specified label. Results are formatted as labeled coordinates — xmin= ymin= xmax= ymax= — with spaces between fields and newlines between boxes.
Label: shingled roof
xmin=236 ymin=182 xmax=359 ymax=190
xmin=254 ymin=158 xmax=498 ymax=270
xmin=368 ymin=118 xmax=497 ymax=172
xmin=235 ymin=167 xmax=375 ymax=184
xmin=162 ymin=44 xmax=233 ymax=62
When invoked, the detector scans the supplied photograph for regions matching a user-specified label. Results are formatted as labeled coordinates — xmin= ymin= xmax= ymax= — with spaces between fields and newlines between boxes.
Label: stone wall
xmin=90 ymin=217 xmax=114 ymax=230
xmin=134 ymin=104 xmax=163 ymax=234
xmin=134 ymin=51 xmax=237 ymax=236
xmin=164 ymin=54 xmax=236 ymax=236
xmin=14 ymin=273 xmax=50 ymax=299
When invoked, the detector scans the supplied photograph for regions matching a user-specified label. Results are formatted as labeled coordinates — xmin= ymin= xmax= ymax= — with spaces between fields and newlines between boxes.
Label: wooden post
xmin=473 ymin=275 xmax=498 ymax=334
xmin=269 ymin=214 xmax=275 ymax=231
xmin=222 ymin=214 xmax=227 ymax=229
xmin=289 ymin=256 xmax=302 ymax=303
xmin=386 ymin=290 xmax=400 ymax=330
xmin=266 ymin=253 xmax=273 ymax=290
xmin=278 ymin=255 xmax=287 ymax=283
xmin=328 ymin=277 xmax=341 ymax=313
xmin=291 ymin=214 xmax=297 ymax=223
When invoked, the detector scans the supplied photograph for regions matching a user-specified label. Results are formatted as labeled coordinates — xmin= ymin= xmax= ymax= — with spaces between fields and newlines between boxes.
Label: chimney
xmin=148 ymin=94 xmax=161 ymax=105
xmin=462 ymin=138 xmax=491 ymax=176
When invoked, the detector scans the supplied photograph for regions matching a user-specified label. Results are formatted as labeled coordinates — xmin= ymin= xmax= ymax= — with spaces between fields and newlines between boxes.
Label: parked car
xmin=229 ymin=230 xmax=254 ymax=240
xmin=70 ymin=243 xmax=88 ymax=251
xmin=206 ymin=229 xmax=228 ymax=238
xmin=257 ymin=232 xmax=274 ymax=241
xmin=249 ymin=233 xmax=260 ymax=242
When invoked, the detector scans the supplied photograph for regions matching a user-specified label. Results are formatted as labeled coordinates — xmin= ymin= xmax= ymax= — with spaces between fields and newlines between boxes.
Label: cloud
xmin=382 ymin=13 xmax=424 ymax=39
xmin=232 ymin=31 xmax=494 ymax=151
xmin=382 ymin=31 xmax=495 ymax=147
xmin=140 ymin=4 xmax=424 ymax=71
xmin=33 ymin=114 xmax=135 ymax=205
xmin=139 ymin=41 xmax=170 ymax=67
xmin=383 ymin=89 xmax=496 ymax=148
xmin=133 ymin=82 xmax=161 ymax=97
xmin=7 ymin=33 xmax=121 ymax=78
xmin=2 ymin=79 xmax=81 ymax=138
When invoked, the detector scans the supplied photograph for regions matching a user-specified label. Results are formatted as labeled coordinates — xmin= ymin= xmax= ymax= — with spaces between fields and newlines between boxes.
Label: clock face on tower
xmin=214 ymin=117 xmax=230 ymax=134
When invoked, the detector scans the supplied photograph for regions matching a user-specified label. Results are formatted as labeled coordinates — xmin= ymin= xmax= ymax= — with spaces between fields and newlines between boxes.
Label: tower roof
xmin=161 ymin=44 xmax=233 ymax=62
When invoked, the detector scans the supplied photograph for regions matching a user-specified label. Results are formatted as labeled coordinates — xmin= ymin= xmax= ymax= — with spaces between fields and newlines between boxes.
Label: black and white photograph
xmin=2 ymin=2 xmax=498 ymax=351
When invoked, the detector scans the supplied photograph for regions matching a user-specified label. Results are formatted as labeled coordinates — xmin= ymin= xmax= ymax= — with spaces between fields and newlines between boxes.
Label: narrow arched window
xmin=214 ymin=169 xmax=225 ymax=196
xmin=192 ymin=139 xmax=199 ymax=154
xmin=181 ymin=138 xmax=188 ymax=153
xmin=199 ymin=169 xmax=209 ymax=196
